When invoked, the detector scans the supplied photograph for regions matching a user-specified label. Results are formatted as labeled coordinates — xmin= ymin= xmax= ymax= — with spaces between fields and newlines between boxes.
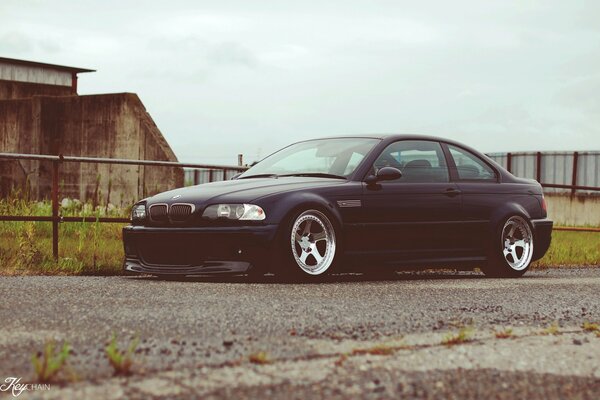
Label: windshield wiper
xmin=238 ymin=173 xmax=279 ymax=179
xmin=279 ymin=173 xmax=347 ymax=179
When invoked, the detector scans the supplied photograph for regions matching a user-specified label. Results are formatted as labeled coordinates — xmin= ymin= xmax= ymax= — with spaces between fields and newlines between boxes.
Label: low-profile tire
xmin=278 ymin=209 xmax=339 ymax=281
xmin=483 ymin=215 xmax=534 ymax=278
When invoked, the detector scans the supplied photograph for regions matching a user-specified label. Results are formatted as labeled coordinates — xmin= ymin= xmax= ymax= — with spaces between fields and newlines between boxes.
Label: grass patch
xmin=105 ymin=334 xmax=139 ymax=376
xmin=442 ymin=327 xmax=474 ymax=346
xmin=248 ymin=351 xmax=272 ymax=365
xmin=494 ymin=328 xmax=514 ymax=339
xmin=533 ymin=230 xmax=600 ymax=267
xmin=0 ymin=197 xmax=127 ymax=275
xmin=31 ymin=340 xmax=70 ymax=383
xmin=541 ymin=322 xmax=560 ymax=336
xmin=582 ymin=322 xmax=599 ymax=332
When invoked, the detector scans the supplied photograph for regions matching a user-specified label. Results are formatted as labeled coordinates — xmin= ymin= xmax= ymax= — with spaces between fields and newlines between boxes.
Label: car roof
xmin=309 ymin=133 xmax=471 ymax=147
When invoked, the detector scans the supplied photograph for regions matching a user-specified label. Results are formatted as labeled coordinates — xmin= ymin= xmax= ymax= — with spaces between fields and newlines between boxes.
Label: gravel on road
xmin=0 ymin=267 xmax=599 ymax=399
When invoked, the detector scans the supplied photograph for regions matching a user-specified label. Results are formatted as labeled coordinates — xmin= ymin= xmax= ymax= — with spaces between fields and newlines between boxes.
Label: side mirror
xmin=365 ymin=167 xmax=402 ymax=184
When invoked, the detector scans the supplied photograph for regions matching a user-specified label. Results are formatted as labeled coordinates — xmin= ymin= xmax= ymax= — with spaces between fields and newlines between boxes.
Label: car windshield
xmin=240 ymin=138 xmax=380 ymax=179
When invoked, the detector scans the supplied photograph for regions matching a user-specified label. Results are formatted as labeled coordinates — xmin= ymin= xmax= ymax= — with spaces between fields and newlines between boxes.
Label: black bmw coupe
xmin=123 ymin=135 xmax=552 ymax=279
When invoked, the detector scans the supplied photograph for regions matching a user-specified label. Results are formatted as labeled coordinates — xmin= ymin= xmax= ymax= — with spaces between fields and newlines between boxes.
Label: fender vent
xmin=337 ymin=200 xmax=362 ymax=208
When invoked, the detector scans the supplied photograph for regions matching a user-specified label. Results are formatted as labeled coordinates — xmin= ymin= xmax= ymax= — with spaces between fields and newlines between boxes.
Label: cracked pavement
xmin=0 ymin=267 xmax=599 ymax=399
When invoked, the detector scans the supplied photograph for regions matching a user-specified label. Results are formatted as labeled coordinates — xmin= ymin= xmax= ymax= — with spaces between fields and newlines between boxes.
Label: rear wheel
xmin=483 ymin=215 xmax=534 ymax=278
xmin=281 ymin=209 xmax=338 ymax=280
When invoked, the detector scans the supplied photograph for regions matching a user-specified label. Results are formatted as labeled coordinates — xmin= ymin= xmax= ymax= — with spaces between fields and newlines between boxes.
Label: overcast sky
xmin=2 ymin=1 xmax=599 ymax=164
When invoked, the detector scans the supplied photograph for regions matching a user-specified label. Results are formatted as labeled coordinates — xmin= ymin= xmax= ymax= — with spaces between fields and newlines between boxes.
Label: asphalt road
xmin=1 ymin=268 xmax=599 ymax=399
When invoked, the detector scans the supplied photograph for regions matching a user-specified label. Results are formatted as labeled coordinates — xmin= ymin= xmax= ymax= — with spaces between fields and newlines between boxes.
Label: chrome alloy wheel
xmin=290 ymin=210 xmax=336 ymax=275
xmin=501 ymin=216 xmax=534 ymax=271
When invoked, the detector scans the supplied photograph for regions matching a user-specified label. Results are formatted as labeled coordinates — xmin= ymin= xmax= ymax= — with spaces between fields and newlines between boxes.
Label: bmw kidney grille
xmin=149 ymin=203 xmax=194 ymax=222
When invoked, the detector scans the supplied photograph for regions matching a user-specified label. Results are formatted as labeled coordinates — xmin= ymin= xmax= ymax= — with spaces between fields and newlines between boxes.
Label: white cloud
xmin=0 ymin=0 xmax=599 ymax=164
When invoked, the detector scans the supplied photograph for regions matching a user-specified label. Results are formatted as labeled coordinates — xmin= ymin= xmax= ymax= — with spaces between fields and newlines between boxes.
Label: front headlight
xmin=131 ymin=204 xmax=147 ymax=220
xmin=202 ymin=204 xmax=266 ymax=221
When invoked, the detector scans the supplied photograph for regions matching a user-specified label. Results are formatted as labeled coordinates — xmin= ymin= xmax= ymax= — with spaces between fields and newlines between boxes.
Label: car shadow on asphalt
xmin=124 ymin=269 xmax=488 ymax=284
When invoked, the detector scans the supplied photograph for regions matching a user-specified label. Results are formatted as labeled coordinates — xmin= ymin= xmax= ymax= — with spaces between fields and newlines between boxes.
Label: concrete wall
xmin=0 ymin=93 xmax=183 ymax=206
xmin=545 ymin=193 xmax=600 ymax=227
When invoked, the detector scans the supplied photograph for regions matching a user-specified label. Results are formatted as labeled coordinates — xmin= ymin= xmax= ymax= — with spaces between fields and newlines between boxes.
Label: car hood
xmin=146 ymin=177 xmax=346 ymax=206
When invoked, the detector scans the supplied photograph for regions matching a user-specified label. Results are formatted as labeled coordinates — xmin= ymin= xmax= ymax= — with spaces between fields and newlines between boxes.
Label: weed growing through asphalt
xmin=582 ymin=322 xmax=599 ymax=332
xmin=334 ymin=354 xmax=348 ymax=367
xmin=31 ymin=340 xmax=70 ymax=383
xmin=542 ymin=322 xmax=560 ymax=336
xmin=494 ymin=328 xmax=514 ymax=339
xmin=352 ymin=344 xmax=397 ymax=356
xmin=105 ymin=335 xmax=139 ymax=376
xmin=248 ymin=351 xmax=272 ymax=365
xmin=442 ymin=327 xmax=474 ymax=346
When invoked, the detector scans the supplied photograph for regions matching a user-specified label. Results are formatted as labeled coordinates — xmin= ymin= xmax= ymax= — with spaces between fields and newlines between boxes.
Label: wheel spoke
xmin=302 ymin=220 xmax=312 ymax=235
xmin=311 ymin=244 xmax=324 ymax=264
xmin=503 ymin=248 xmax=511 ymax=258
xmin=294 ymin=231 xmax=303 ymax=243
xmin=513 ymin=239 xmax=526 ymax=249
xmin=507 ymin=224 xmax=516 ymax=238
xmin=313 ymin=231 xmax=327 ymax=242
xmin=510 ymin=248 xmax=519 ymax=262
xmin=299 ymin=251 xmax=309 ymax=264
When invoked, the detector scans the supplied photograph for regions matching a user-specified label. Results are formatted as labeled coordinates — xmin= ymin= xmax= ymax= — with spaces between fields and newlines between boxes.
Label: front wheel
xmin=483 ymin=215 xmax=534 ymax=278
xmin=281 ymin=209 xmax=338 ymax=280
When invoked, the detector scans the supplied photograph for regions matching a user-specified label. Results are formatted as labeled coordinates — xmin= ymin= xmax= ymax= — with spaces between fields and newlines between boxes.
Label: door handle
xmin=444 ymin=188 xmax=461 ymax=197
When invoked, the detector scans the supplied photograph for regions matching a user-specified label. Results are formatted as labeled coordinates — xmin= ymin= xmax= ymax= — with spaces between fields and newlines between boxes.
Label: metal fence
xmin=184 ymin=168 xmax=241 ymax=186
xmin=0 ymin=152 xmax=247 ymax=260
xmin=487 ymin=151 xmax=600 ymax=195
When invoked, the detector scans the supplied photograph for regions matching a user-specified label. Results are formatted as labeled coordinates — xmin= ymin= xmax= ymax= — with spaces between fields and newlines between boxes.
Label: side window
xmin=373 ymin=140 xmax=449 ymax=183
xmin=448 ymin=145 xmax=496 ymax=181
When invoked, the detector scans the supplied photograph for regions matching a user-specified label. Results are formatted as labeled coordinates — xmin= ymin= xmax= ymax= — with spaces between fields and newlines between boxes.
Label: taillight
xmin=541 ymin=196 xmax=547 ymax=213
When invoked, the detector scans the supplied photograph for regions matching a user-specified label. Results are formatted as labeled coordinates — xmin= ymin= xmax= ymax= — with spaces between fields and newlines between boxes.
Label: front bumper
xmin=531 ymin=218 xmax=553 ymax=261
xmin=122 ymin=224 xmax=278 ymax=276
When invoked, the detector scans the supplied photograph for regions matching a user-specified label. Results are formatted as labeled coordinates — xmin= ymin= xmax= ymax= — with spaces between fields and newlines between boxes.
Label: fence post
xmin=506 ymin=152 xmax=512 ymax=173
xmin=571 ymin=151 xmax=579 ymax=196
xmin=536 ymin=151 xmax=542 ymax=183
xmin=51 ymin=159 xmax=60 ymax=260
xmin=209 ymin=169 xmax=214 ymax=183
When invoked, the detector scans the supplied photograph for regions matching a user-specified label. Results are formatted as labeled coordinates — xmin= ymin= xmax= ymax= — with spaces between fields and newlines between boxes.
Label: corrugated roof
xmin=0 ymin=57 xmax=95 ymax=74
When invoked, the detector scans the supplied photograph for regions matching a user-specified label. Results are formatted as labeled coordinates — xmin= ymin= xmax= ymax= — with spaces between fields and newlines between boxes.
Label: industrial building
xmin=0 ymin=57 xmax=183 ymax=205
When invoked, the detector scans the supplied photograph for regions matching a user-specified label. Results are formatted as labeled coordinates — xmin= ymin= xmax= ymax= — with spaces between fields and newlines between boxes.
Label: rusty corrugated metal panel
xmin=0 ymin=61 xmax=73 ymax=87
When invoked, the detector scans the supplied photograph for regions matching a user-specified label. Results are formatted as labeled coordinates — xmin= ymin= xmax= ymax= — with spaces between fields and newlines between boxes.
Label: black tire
xmin=276 ymin=208 xmax=340 ymax=282
xmin=482 ymin=215 xmax=534 ymax=278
